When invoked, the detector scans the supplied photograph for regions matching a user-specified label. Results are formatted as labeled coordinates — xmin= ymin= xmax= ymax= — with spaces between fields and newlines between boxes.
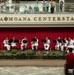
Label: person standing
xmin=29 ymin=6 xmax=33 ymax=14
xmin=50 ymin=0 xmax=55 ymax=13
xmin=42 ymin=0 xmax=46 ymax=12
xmin=46 ymin=0 xmax=50 ymax=12
xmin=3 ymin=37 xmax=10 ymax=50
xmin=60 ymin=0 xmax=63 ymax=12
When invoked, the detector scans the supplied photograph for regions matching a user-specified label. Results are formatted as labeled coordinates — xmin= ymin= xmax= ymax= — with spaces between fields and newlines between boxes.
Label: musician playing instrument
xmin=3 ymin=37 xmax=10 ymax=50
xmin=10 ymin=37 xmax=16 ymax=47
xmin=21 ymin=37 xmax=28 ymax=50
xmin=61 ymin=38 xmax=68 ymax=51
xmin=43 ymin=37 xmax=50 ymax=50
xmin=55 ymin=37 xmax=62 ymax=50
xmin=31 ymin=37 xmax=38 ymax=50
xmin=67 ymin=37 xmax=74 ymax=53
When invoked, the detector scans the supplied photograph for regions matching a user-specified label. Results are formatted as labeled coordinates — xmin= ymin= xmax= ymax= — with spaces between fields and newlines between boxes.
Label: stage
xmin=0 ymin=28 xmax=74 ymax=49
xmin=0 ymin=59 xmax=65 ymax=67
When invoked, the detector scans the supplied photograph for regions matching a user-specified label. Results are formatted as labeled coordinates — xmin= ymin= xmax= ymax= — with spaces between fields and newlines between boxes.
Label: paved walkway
xmin=0 ymin=67 xmax=65 ymax=75
xmin=0 ymin=59 xmax=73 ymax=75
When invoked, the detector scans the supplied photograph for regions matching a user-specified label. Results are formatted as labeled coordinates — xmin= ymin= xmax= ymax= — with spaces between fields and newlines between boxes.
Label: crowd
xmin=0 ymin=0 xmax=20 ymax=14
xmin=0 ymin=0 xmax=64 ymax=14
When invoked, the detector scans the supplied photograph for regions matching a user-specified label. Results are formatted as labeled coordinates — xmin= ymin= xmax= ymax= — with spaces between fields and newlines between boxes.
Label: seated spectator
xmin=64 ymin=48 xmax=74 ymax=75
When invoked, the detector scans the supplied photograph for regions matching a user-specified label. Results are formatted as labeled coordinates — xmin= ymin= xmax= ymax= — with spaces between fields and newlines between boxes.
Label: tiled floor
xmin=0 ymin=67 xmax=64 ymax=75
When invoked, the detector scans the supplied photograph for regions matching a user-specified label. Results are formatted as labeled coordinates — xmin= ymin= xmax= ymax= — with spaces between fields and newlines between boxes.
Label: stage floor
xmin=0 ymin=59 xmax=65 ymax=67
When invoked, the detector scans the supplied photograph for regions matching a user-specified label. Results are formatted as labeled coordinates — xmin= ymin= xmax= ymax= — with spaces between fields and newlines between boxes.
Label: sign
xmin=0 ymin=14 xmax=74 ymax=24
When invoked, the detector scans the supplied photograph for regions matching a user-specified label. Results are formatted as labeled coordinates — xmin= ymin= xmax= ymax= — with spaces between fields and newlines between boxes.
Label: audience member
xmin=65 ymin=48 xmax=74 ymax=75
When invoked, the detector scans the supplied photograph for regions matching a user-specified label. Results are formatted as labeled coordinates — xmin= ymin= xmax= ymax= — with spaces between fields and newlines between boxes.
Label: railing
xmin=0 ymin=2 xmax=74 ymax=14
xmin=65 ymin=3 xmax=74 ymax=12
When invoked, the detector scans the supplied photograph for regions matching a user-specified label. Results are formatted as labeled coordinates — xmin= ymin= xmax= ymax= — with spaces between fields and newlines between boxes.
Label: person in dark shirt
xmin=66 ymin=48 xmax=74 ymax=66
xmin=65 ymin=48 xmax=74 ymax=75
xmin=21 ymin=37 xmax=28 ymax=50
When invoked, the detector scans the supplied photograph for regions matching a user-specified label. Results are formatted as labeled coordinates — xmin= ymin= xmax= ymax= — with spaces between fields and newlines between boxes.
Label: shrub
xmin=47 ymin=51 xmax=67 ymax=57
xmin=11 ymin=49 xmax=18 ymax=54
xmin=16 ymin=50 xmax=25 ymax=56
xmin=26 ymin=50 xmax=35 ymax=56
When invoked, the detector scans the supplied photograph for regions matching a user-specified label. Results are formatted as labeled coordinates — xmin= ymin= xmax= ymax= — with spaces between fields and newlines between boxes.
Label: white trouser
xmin=55 ymin=44 xmax=61 ymax=50
xmin=44 ymin=43 xmax=49 ymax=50
xmin=4 ymin=44 xmax=10 ymax=50
xmin=31 ymin=43 xmax=38 ymax=50
xmin=61 ymin=44 xmax=67 ymax=51
xmin=61 ymin=45 xmax=64 ymax=51
xmin=21 ymin=43 xmax=27 ymax=50
xmin=67 ymin=45 xmax=74 ymax=49
xmin=66 ymin=45 xmax=74 ymax=53
xmin=11 ymin=43 xmax=16 ymax=47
